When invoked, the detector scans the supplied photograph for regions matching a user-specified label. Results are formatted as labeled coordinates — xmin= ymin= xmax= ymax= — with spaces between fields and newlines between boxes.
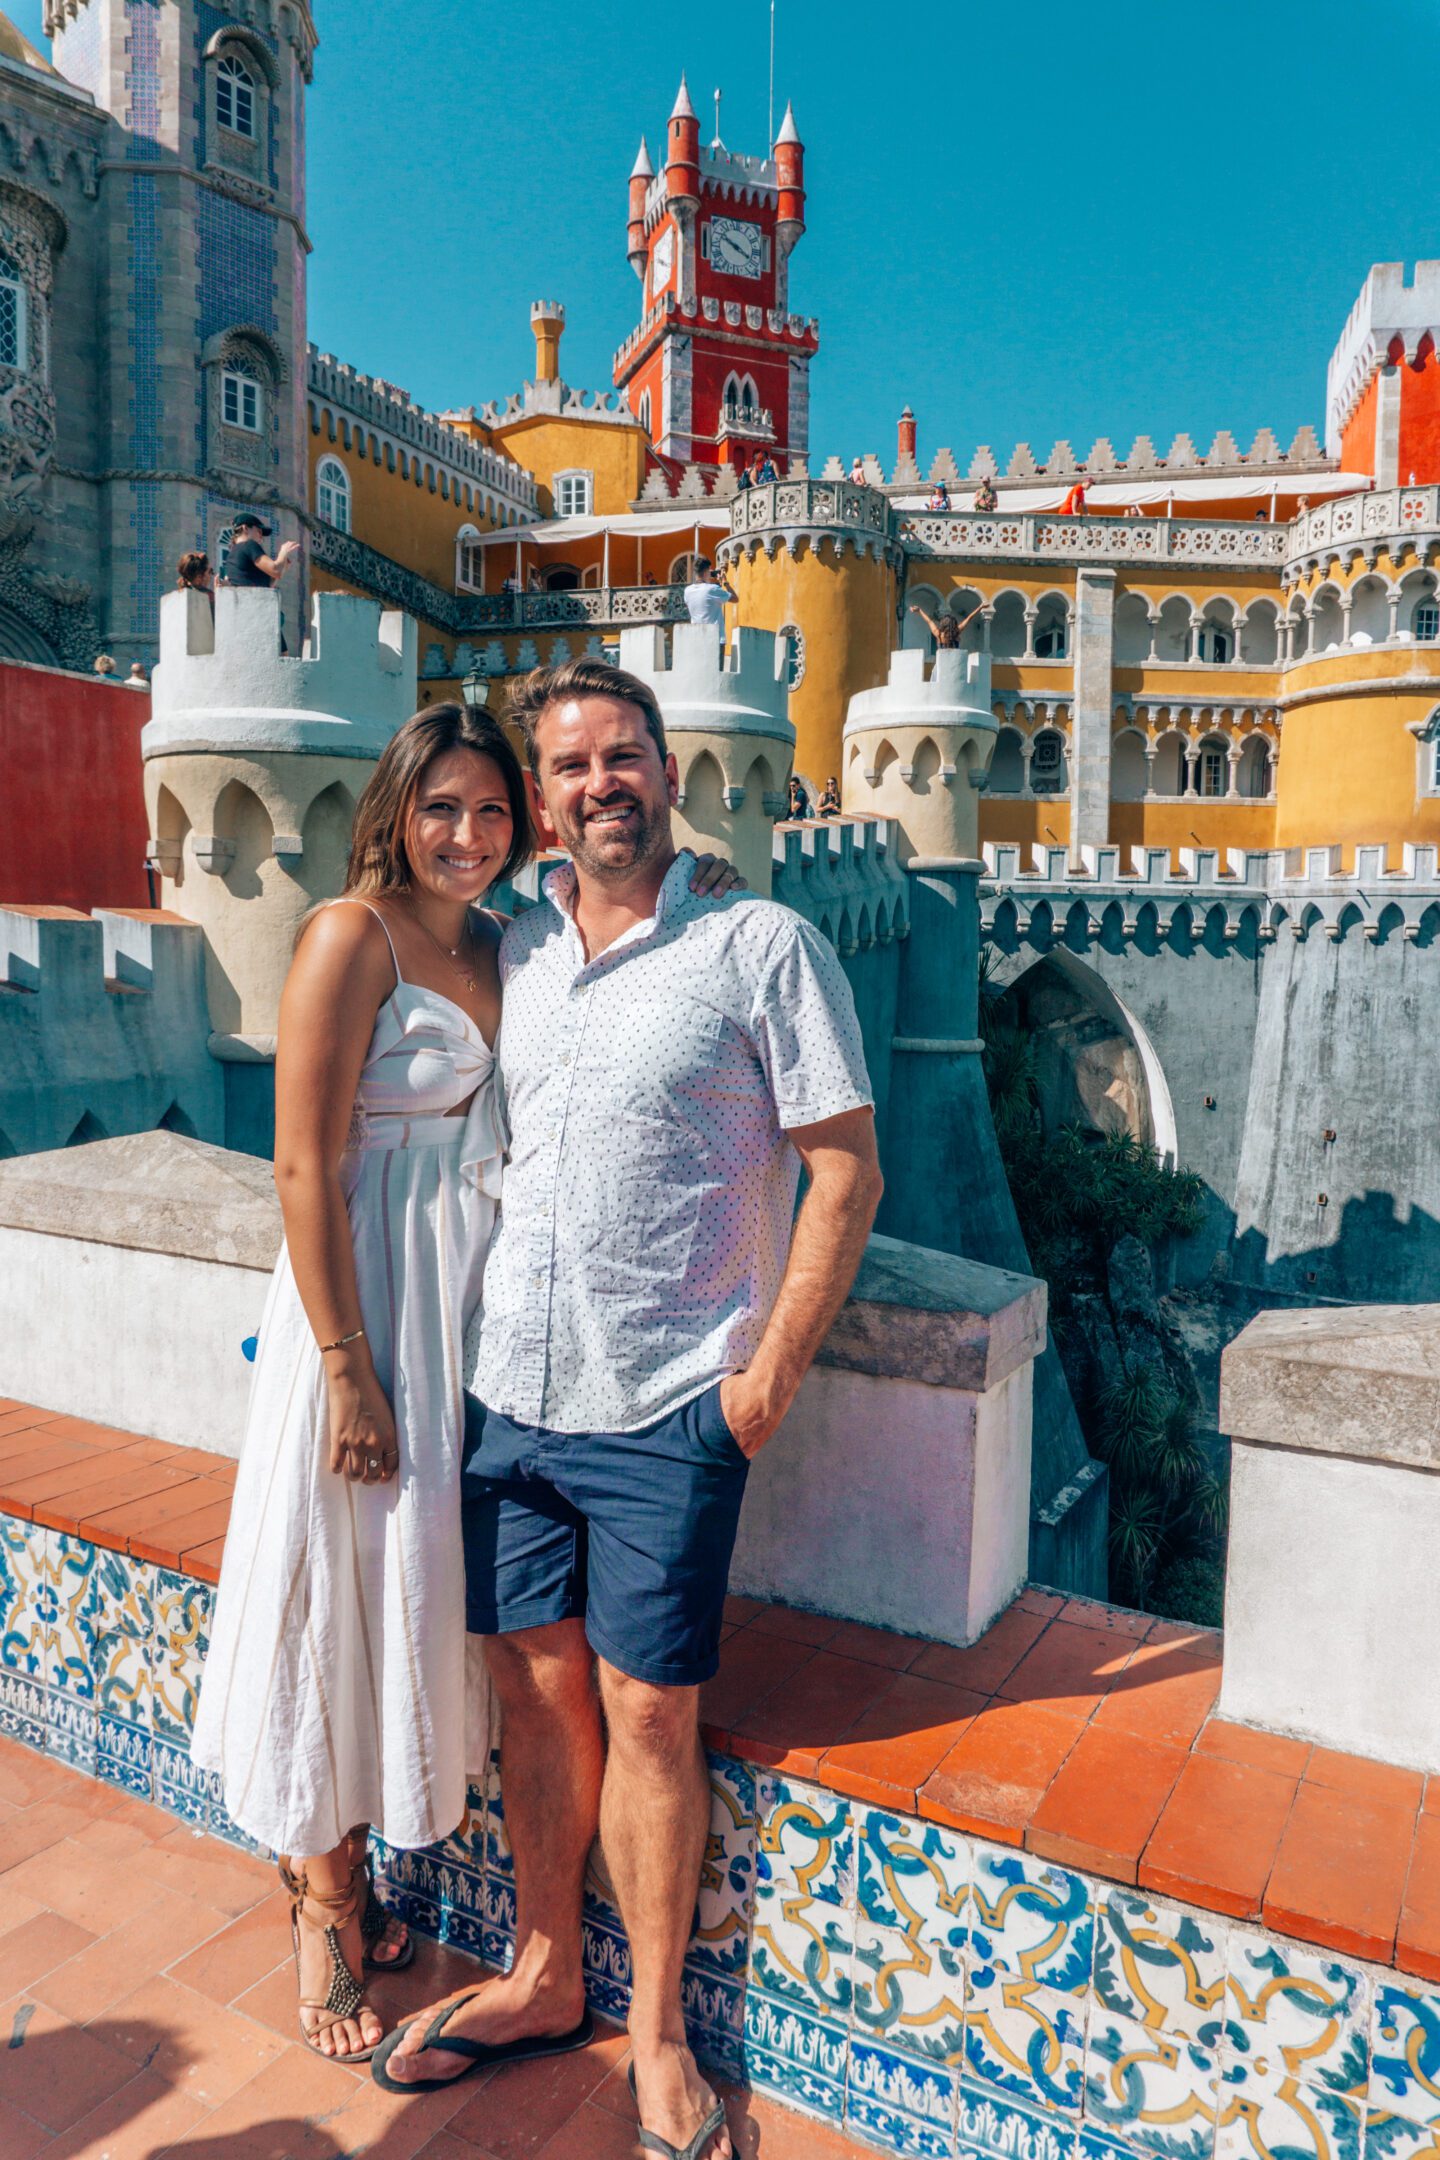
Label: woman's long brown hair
xmin=344 ymin=702 xmax=533 ymax=896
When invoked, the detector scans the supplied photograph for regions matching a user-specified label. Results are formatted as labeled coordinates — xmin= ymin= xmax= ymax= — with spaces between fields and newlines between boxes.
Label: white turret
xmin=842 ymin=646 xmax=998 ymax=861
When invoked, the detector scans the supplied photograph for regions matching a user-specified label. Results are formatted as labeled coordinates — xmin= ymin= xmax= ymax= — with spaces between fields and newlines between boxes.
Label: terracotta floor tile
xmin=168 ymin=1890 xmax=292 ymax=2005
xmin=415 ymin=2133 xmax=500 ymax=2160
xmin=1195 ymin=1717 xmax=1312 ymax=1778
xmin=819 ymin=1671 xmax=987 ymax=1811
xmin=918 ymin=1697 xmax=1086 ymax=1842
xmin=1398 ymin=1810 xmax=1440 ymax=1984
xmin=0 ymin=1991 xmax=138 ymax=2133
xmin=21 ymin=1414 xmax=137 ymax=1447
xmin=818 ymin=1620 xmax=925 ymax=1671
xmin=0 ymin=1749 xmax=81 ymax=1810
xmin=723 ymin=1594 xmax=767 ymax=1625
xmin=0 ymin=1439 xmax=109 ymax=1512
xmin=1029 ymin=1724 xmax=1186 ymax=1882
xmin=175 ymin=2033 xmax=367 ymax=2150
xmin=447 ymin=2018 xmax=631 ymax=2154
xmin=103 ymin=1969 xmax=288 ymax=2109
xmin=531 ymin=2097 xmax=652 ymax=2158
xmin=0 ymin=2095 xmax=50 ymax=2160
xmin=130 ymin=1824 xmax=275 ymax=1916
xmin=697 ymin=1627 xmax=815 ymax=1749
xmin=47 ymin=2064 xmax=210 ymax=2159
xmin=1426 ymin=1776 xmax=1440 ymax=1818
xmin=0 ymin=1888 xmax=45 ymax=1940
xmin=746 ymin=1603 xmax=840 ymax=1647
xmin=1305 ymin=1745 xmax=1425 ymax=1814
xmin=907 ymin=1602 xmax=1051 ymax=1695
xmin=1058 ymin=1596 xmax=1152 ymax=1638
xmin=1140 ymin=1751 xmax=1298 ymax=1919
xmin=124 ymin=1494 xmax=234 ymax=1568
xmin=34 ymin=1460 xmax=198 ymax=1537
xmin=995 ymin=1618 xmax=1134 ymax=1717
xmin=0 ymin=1909 xmax=97 ymax=1991
xmin=1 ymin=1836 xmax=156 ymax=1934
xmin=78 ymin=1466 xmax=218 ymax=1535
xmin=187 ymin=1536 xmax=228 ymax=1584
xmin=35 ymin=1886 xmax=231 ymax=2023
xmin=1015 ymin=1588 xmax=1067 ymax=1617
xmin=1264 ymin=1780 xmax=1414 ymax=1962
xmin=322 ymin=2049 xmax=490 ymax=2156
xmin=728 ymin=1649 xmax=896 ymax=1775
xmin=1091 ymin=1646 xmax=1222 ymax=1750
xmin=1145 ymin=1621 xmax=1223 ymax=1656
xmin=0 ymin=1796 xmax=125 ymax=1875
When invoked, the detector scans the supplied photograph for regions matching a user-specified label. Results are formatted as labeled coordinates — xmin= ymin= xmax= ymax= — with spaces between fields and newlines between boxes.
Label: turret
xmin=774 ymin=101 xmax=806 ymax=243
xmin=627 ymin=138 xmax=653 ymax=277
xmin=530 ymin=300 xmax=565 ymax=385
xmin=842 ymin=647 xmax=999 ymax=862
xmin=665 ymin=75 xmax=701 ymax=203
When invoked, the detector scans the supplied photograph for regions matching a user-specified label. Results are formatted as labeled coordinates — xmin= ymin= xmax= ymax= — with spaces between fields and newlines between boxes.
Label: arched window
xmin=1197 ymin=739 xmax=1229 ymax=796
xmin=0 ymin=254 xmax=28 ymax=372
xmin=987 ymin=727 xmax=1024 ymax=794
xmin=1030 ymin=729 xmax=1067 ymax=791
xmin=216 ymin=53 xmax=256 ymax=138
xmin=316 ymin=455 xmax=350 ymax=532
xmin=455 ymin=524 xmax=483 ymax=591
xmin=637 ymin=389 xmax=652 ymax=434
xmin=222 ymin=367 xmax=261 ymax=432
xmin=1034 ymin=599 xmax=1069 ymax=659
xmin=1417 ymin=602 xmax=1440 ymax=644
xmin=669 ymin=551 xmax=703 ymax=584
xmin=778 ymin=624 xmax=805 ymax=688
xmin=1197 ymin=622 xmax=1233 ymax=664
xmin=723 ymin=374 xmax=741 ymax=416
xmin=553 ymin=470 xmax=592 ymax=518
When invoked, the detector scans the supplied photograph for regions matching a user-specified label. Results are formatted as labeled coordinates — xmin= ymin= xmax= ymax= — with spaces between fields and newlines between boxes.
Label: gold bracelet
xmin=318 ymin=1327 xmax=366 ymax=1354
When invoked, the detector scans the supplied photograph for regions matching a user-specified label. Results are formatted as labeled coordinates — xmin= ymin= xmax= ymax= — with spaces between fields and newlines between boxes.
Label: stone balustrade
xmin=900 ymin=510 xmax=1289 ymax=569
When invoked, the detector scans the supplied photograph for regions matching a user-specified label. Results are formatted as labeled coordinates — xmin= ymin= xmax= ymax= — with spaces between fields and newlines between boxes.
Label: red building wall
xmin=1399 ymin=343 xmax=1440 ymax=484
xmin=0 ymin=661 xmax=150 ymax=911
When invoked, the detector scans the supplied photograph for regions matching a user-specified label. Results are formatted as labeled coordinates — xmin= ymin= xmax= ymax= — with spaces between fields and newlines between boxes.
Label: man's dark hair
xmin=694 ymin=556 xmax=711 ymax=574
xmin=505 ymin=656 xmax=668 ymax=777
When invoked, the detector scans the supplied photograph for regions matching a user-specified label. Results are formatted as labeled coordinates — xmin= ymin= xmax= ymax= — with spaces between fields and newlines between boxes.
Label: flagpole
xmin=768 ymin=1 xmax=775 ymax=144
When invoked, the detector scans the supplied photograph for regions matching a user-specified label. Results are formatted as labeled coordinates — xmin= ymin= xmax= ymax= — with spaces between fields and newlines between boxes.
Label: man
xmin=220 ymin=510 xmax=299 ymax=589
xmin=682 ymin=555 xmax=736 ymax=630
xmin=383 ymin=657 xmax=881 ymax=2159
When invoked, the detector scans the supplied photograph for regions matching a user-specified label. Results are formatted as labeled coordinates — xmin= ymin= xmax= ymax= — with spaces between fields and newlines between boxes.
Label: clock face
xmin=711 ymin=216 xmax=763 ymax=279
xmin=651 ymin=227 xmax=675 ymax=294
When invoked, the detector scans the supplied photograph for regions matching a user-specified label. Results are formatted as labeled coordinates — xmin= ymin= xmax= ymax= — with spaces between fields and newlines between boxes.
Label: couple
xmin=190 ymin=655 xmax=881 ymax=2159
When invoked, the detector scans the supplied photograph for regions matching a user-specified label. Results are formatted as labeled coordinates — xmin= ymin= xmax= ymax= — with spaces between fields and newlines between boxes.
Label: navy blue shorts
xmin=460 ymin=1383 xmax=750 ymax=1689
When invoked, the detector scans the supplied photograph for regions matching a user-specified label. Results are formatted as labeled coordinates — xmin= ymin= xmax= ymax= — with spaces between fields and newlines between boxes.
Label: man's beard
xmin=560 ymin=792 xmax=670 ymax=882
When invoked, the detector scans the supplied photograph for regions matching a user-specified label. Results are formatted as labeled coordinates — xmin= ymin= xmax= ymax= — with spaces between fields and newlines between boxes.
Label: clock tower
xmin=614 ymin=80 xmax=819 ymax=474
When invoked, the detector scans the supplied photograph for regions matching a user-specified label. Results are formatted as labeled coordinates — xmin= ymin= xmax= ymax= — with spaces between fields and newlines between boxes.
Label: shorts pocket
xmin=698 ymin=1380 xmax=749 ymax=1468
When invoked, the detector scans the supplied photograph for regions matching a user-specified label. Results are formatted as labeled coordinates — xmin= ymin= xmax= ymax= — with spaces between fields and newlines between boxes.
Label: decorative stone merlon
xmin=617 ymin=622 xmax=795 ymax=746
xmin=1218 ymin=1304 xmax=1440 ymax=1771
xmin=819 ymin=1234 xmax=1046 ymax=1393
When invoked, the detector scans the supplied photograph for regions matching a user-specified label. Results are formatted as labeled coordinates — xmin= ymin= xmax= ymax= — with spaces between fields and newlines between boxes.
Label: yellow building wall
xmin=308 ymin=429 xmax=500 ymax=592
xmin=1276 ymin=646 xmax=1440 ymax=856
xmin=485 ymin=414 xmax=650 ymax=519
xmin=979 ymin=797 xmax=1071 ymax=860
xmin=733 ymin=540 xmax=896 ymax=787
xmin=1109 ymin=800 xmax=1277 ymax=865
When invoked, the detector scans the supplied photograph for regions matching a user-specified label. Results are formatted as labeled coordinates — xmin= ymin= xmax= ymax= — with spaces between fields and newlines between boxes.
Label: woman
xmin=908 ymin=597 xmax=985 ymax=650
xmin=191 ymin=703 xmax=739 ymax=2064
xmin=176 ymin=550 xmax=215 ymax=596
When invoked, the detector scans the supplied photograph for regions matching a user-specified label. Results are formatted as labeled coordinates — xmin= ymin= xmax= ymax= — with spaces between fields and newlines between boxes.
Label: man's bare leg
xmin=599 ymin=1661 xmax=733 ymax=2160
xmin=386 ymin=1619 xmax=601 ymax=2085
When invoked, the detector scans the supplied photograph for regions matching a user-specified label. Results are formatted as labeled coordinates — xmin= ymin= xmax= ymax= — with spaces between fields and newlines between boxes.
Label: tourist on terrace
xmin=376 ymin=657 xmax=880 ymax=2160
xmin=1058 ymin=476 xmax=1091 ymax=515
xmin=974 ymin=474 xmax=998 ymax=512
xmin=736 ymin=460 xmax=752 ymax=490
xmin=221 ymin=511 xmax=299 ymax=589
xmin=928 ymin=480 xmax=951 ymax=511
xmin=755 ymin=448 xmax=778 ymax=482
xmin=92 ymin=652 xmax=115 ymax=675
xmin=788 ymin=772 xmax=811 ymax=818
xmin=682 ymin=555 xmax=737 ymax=629
xmin=176 ymin=550 xmax=215 ymax=596
xmin=124 ymin=662 xmax=147 ymax=689
xmin=818 ymin=772 xmax=842 ymax=815
xmin=190 ymin=698 xmax=743 ymax=2072
xmin=850 ymin=454 xmax=866 ymax=483
xmin=909 ymin=596 xmax=985 ymax=649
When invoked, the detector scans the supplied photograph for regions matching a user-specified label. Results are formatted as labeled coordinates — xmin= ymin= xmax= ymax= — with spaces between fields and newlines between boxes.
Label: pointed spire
xmin=775 ymin=99 xmax=801 ymax=145
xmin=670 ymin=73 xmax=697 ymax=121
xmin=630 ymin=135 xmax=654 ymax=179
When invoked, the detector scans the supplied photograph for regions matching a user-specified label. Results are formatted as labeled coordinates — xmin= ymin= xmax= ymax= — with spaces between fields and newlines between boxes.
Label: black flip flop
xmin=628 ymin=2060 xmax=729 ymax=2160
xmin=370 ymin=1998 xmax=594 ymax=2094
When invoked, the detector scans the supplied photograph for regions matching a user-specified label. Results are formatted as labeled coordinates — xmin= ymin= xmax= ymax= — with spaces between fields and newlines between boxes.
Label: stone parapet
xmin=770 ymin=815 xmax=909 ymax=954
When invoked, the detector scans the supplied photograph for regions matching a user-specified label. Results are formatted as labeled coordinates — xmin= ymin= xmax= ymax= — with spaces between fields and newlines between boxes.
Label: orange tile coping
xmin=0 ymin=1397 xmax=1434 ymax=1973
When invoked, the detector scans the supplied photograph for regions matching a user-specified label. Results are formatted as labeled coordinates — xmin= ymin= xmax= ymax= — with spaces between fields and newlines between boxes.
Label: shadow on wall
xmin=1231 ymin=1190 xmax=1440 ymax=1306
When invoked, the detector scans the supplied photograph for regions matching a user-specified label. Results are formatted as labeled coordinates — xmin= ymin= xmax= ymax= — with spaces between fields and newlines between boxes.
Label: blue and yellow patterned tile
xmin=484 ymin=1747 xmax=512 ymax=1880
xmin=0 ymin=1515 xmax=48 ymax=1678
xmin=442 ymin=1904 xmax=487 ymax=1960
xmin=1221 ymin=1940 xmax=1368 ymax=2100
xmin=1076 ymin=2126 xmax=1171 ymax=2160
xmin=1093 ymin=1889 xmax=1227 ymax=2046
xmin=1374 ymin=1984 xmax=1440 ymax=2128
xmin=848 ymin=2039 xmax=957 ymax=2155
xmin=858 ymin=1805 xmax=971 ymax=1951
xmin=1364 ymin=2109 xmax=1440 ymax=2160
xmin=0 ymin=1667 xmax=46 ymax=1751
xmin=750 ymin=1873 xmax=854 ymax=2019
xmin=457 ymin=1776 xmax=488 ymax=1873
xmin=755 ymin=1770 xmax=854 ymax=1905
xmin=853 ymin=1910 xmax=967 ymax=2066
xmin=583 ymin=1912 xmax=632 ymax=2023
xmin=690 ymin=1754 xmax=757 ymax=1977
xmin=97 ymin=1711 xmax=152 ymax=1797
xmin=1086 ymin=2006 xmax=1221 ymax=2160
xmin=743 ymin=1988 xmax=849 ymax=2124
xmin=584 ymin=1832 xmax=624 ymax=1938
xmin=154 ymin=1737 xmax=210 ymax=1828
xmin=151 ymin=1570 xmax=211 ymax=1746
xmin=683 ymin=1965 xmax=747 ymax=2083
xmin=969 ymin=1843 xmax=1094 ymax=1997
xmin=46 ymin=1533 xmax=98 ymax=1701
xmin=1216 ymin=2079 xmax=1360 ymax=2160
xmin=965 ymin=1960 xmax=1087 ymax=2116
xmin=46 ymin=1686 xmax=97 ymax=1772
xmin=958 ymin=2079 xmax=1078 ymax=2160
xmin=92 ymin=1550 xmax=153 ymax=1729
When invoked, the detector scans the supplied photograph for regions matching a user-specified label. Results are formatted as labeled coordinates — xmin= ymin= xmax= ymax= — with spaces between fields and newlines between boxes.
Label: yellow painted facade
xmin=731 ymin=540 xmax=897 ymax=789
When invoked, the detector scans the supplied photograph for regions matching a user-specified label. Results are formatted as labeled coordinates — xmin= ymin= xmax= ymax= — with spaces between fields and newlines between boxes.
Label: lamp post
xmin=461 ymin=665 xmax=489 ymax=714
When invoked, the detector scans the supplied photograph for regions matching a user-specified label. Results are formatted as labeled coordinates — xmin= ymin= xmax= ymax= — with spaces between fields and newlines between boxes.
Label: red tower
xmin=613 ymin=83 xmax=819 ymax=473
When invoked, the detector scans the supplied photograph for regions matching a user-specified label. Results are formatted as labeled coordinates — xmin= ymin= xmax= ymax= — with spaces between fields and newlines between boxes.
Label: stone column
xmin=1022 ymin=607 xmax=1038 ymax=661
xmin=979 ymin=607 xmax=993 ymax=654
xmin=1146 ymin=612 xmax=1162 ymax=663
xmin=1226 ymin=748 xmax=1241 ymax=798
xmin=1375 ymin=365 xmax=1403 ymax=491
xmin=1069 ymin=565 xmax=1116 ymax=853
xmin=1388 ymin=589 xmax=1402 ymax=640
xmin=1188 ymin=612 xmax=1204 ymax=663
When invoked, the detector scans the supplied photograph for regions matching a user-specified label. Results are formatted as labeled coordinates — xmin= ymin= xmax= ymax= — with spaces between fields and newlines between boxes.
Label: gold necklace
xmin=411 ymin=907 xmax=479 ymax=995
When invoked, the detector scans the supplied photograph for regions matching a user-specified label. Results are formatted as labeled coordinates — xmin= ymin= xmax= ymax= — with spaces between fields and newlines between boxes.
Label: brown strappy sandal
xmin=351 ymin=1845 xmax=414 ymax=1972
xmin=278 ymin=1858 xmax=382 ymax=2063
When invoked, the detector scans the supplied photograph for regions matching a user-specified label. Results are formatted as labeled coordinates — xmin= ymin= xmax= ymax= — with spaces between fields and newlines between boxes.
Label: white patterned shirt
xmin=466 ymin=851 xmax=873 ymax=1433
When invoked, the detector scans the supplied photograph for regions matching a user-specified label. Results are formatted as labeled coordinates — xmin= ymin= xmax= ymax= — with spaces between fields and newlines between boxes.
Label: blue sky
xmin=16 ymin=0 xmax=1438 ymax=469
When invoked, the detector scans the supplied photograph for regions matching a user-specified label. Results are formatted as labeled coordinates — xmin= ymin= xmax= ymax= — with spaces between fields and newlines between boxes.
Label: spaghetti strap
xmin=330 ymin=896 xmax=404 ymax=983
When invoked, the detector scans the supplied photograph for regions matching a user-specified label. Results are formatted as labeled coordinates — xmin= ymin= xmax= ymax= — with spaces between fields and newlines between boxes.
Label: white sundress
xmin=191 ymin=904 xmax=502 ymax=1856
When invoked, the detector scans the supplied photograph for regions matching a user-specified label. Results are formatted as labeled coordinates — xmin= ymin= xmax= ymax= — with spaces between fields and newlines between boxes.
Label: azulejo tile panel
xmin=11 ymin=1499 xmax=1440 ymax=2160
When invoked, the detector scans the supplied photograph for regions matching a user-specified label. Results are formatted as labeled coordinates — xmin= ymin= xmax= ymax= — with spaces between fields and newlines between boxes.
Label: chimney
xmin=898 ymin=407 xmax=917 ymax=464
xmin=530 ymin=300 xmax=565 ymax=384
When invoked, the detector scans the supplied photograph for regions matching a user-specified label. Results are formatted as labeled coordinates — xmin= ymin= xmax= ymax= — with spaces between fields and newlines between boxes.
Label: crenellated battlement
xmin=770 ymin=816 xmax=909 ymax=956
xmin=145 ymin=587 xmax=416 ymax=763
xmin=307 ymin=347 xmax=535 ymax=505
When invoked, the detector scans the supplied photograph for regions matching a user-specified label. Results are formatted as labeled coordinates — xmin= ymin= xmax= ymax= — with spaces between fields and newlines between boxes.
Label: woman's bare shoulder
xmin=292 ymin=898 xmax=396 ymax=991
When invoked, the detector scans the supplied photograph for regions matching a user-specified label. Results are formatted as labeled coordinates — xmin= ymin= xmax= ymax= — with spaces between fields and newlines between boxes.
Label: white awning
xmin=894 ymin=471 xmax=1373 ymax=513
xmin=471 ymin=509 xmax=730 ymax=547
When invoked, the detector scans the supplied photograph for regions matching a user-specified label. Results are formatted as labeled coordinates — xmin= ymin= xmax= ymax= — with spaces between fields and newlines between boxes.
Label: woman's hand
xmin=325 ymin=1360 xmax=399 ymax=1483
xmin=690 ymin=852 xmax=748 ymax=897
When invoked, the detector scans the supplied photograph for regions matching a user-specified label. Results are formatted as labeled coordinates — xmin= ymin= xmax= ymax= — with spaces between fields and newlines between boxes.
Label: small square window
xmin=1416 ymin=603 xmax=1439 ymax=643
xmin=222 ymin=370 xmax=261 ymax=432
